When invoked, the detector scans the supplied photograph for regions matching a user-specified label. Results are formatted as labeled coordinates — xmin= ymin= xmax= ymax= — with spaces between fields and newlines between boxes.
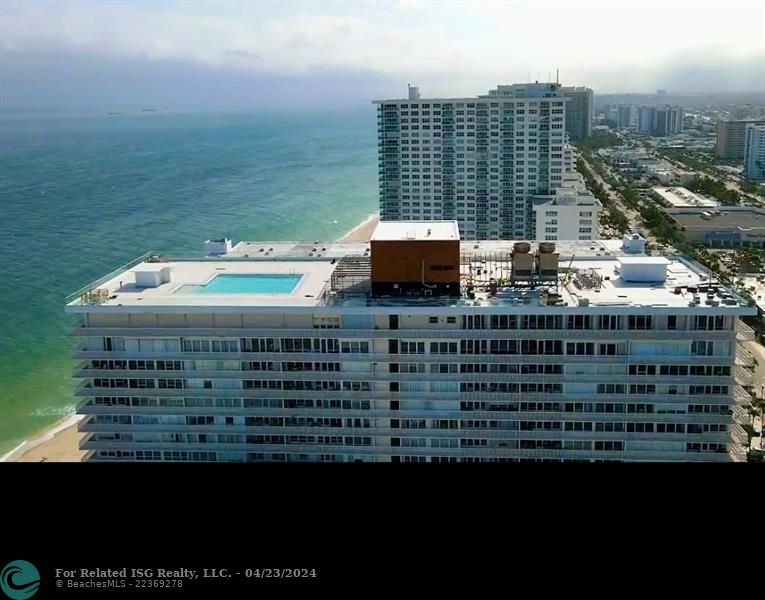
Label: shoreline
xmin=2 ymin=413 xmax=86 ymax=462
xmin=5 ymin=213 xmax=381 ymax=463
xmin=340 ymin=213 xmax=379 ymax=242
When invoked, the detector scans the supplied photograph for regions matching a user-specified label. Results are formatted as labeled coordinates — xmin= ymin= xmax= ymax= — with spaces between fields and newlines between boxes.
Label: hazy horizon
xmin=1 ymin=0 xmax=763 ymax=111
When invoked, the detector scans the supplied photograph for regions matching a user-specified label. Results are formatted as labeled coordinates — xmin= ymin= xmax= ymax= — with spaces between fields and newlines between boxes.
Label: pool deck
xmin=70 ymin=259 xmax=338 ymax=308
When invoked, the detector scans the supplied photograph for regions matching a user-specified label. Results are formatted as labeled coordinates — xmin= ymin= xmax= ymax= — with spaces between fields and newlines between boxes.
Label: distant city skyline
xmin=1 ymin=0 xmax=763 ymax=110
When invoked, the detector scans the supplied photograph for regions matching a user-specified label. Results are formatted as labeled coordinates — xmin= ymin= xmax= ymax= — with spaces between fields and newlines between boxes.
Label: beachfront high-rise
xmin=374 ymin=83 xmax=570 ymax=240
xmin=716 ymin=119 xmax=765 ymax=160
xmin=561 ymin=86 xmax=593 ymax=141
xmin=743 ymin=124 xmax=765 ymax=181
xmin=67 ymin=223 xmax=755 ymax=462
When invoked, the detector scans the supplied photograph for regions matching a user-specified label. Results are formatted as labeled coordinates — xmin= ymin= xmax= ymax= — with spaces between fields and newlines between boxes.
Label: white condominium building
xmin=67 ymin=222 xmax=755 ymax=463
xmin=374 ymin=83 xmax=570 ymax=240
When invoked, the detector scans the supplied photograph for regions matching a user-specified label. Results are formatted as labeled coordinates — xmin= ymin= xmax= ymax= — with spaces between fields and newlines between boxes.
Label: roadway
xmin=579 ymin=154 xmax=658 ymax=247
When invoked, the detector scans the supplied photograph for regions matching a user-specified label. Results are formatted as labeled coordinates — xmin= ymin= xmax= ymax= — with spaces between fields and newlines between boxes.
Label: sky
xmin=1 ymin=0 xmax=764 ymax=110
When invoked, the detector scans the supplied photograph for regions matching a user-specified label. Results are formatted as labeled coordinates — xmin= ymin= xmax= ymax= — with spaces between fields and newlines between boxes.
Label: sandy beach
xmin=341 ymin=213 xmax=379 ymax=242
xmin=4 ymin=214 xmax=380 ymax=463
xmin=2 ymin=414 xmax=87 ymax=463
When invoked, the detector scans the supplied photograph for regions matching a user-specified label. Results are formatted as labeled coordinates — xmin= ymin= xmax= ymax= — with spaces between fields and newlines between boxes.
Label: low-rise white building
xmin=652 ymin=187 xmax=719 ymax=209
xmin=532 ymin=185 xmax=602 ymax=241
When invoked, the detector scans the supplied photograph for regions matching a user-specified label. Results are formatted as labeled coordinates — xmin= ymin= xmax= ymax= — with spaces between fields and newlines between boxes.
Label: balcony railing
xmin=76 ymin=420 xmax=740 ymax=445
xmin=76 ymin=402 xmax=744 ymax=425
xmin=73 ymin=366 xmax=734 ymax=387
xmin=71 ymin=348 xmax=737 ymax=367
xmin=73 ymin=383 xmax=741 ymax=405
xmin=65 ymin=252 xmax=155 ymax=306
xmin=78 ymin=439 xmax=739 ymax=462
xmin=69 ymin=325 xmax=736 ymax=342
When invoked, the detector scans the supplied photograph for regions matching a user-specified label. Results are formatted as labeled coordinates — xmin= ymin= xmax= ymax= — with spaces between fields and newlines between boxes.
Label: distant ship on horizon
xmin=141 ymin=108 xmax=157 ymax=112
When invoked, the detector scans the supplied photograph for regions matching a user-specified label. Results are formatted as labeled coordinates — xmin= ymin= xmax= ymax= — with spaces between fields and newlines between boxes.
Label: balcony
xmin=734 ymin=365 xmax=753 ymax=387
xmin=734 ymin=385 xmax=752 ymax=403
xmin=729 ymin=443 xmax=748 ymax=462
xmin=736 ymin=346 xmax=755 ymax=368
xmin=736 ymin=320 xmax=755 ymax=342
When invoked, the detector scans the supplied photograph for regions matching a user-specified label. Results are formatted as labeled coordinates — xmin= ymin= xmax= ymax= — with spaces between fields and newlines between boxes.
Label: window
xmin=597 ymin=384 xmax=626 ymax=394
xmin=691 ymin=341 xmax=714 ymax=356
xmin=341 ymin=341 xmax=370 ymax=354
xmin=400 ymin=341 xmax=425 ymax=354
xmin=313 ymin=315 xmax=340 ymax=329
xmin=429 ymin=342 xmax=458 ymax=354
xmin=599 ymin=343 xmax=625 ymax=356
xmin=628 ymin=315 xmax=652 ymax=330
xmin=692 ymin=315 xmax=725 ymax=330
xmin=566 ymin=342 xmax=595 ymax=355
xmin=567 ymin=315 xmax=591 ymax=330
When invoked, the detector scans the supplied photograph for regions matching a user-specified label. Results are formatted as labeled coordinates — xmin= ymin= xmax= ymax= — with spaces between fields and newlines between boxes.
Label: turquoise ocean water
xmin=0 ymin=109 xmax=378 ymax=455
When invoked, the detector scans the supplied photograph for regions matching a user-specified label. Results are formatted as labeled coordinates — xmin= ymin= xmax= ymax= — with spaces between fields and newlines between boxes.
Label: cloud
xmin=0 ymin=0 xmax=762 ymax=102
xmin=0 ymin=3 xmax=458 ymax=76
xmin=393 ymin=0 xmax=428 ymax=10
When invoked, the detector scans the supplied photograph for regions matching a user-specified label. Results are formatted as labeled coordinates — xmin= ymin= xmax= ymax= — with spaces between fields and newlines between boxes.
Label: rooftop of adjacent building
xmin=65 ymin=224 xmax=752 ymax=313
xmin=652 ymin=186 xmax=719 ymax=209
xmin=370 ymin=220 xmax=459 ymax=242
xmin=668 ymin=206 xmax=765 ymax=230
xmin=373 ymin=82 xmax=565 ymax=104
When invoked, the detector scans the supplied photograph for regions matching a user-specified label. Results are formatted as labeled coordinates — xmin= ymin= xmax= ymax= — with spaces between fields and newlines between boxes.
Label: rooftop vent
xmin=204 ymin=238 xmax=233 ymax=256
xmin=622 ymin=232 xmax=646 ymax=254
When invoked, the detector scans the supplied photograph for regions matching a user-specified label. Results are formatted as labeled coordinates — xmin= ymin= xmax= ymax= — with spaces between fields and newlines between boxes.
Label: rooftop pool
xmin=175 ymin=274 xmax=303 ymax=294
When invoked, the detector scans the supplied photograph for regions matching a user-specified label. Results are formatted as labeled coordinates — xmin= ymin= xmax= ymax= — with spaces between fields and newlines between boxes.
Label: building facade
xmin=375 ymin=83 xmax=569 ymax=240
xmin=716 ymin=119 xmax=765 ymax=160
xmin=637 ymin=106 xmax=655 ymax=134
xmin=743 ymin=124 xmax=765 ymax=181
xmin=68 ymin=225 xmax=755 ymax=463
xmin=652 ymin=105 xmax=684 ymax=136
xmin=561 ymin=86 xmax=593 ymax=141
xmin=617 ymin=105 xmax=637 ymax=131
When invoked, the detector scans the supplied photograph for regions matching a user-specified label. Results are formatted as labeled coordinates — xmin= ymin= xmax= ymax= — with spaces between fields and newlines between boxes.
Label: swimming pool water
xmin=176 ymin=274 xmax=302 ymax=294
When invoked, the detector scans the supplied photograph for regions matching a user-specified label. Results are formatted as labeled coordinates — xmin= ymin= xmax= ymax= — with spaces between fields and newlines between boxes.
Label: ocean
xmin=0 ymin=108 xmax=378 ymax=455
